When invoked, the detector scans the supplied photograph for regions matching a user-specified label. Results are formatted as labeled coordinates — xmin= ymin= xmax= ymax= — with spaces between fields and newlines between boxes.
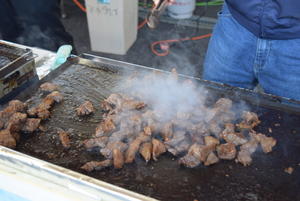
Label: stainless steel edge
xmin=0 ymin=146 xmax=158 ymax=201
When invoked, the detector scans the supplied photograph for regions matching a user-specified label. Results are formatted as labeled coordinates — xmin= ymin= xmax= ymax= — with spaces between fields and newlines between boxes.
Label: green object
xmin=51 ymin=45 xmax=72 ymax=71
xmin=138 ymin=0 xmax=224 ymax=7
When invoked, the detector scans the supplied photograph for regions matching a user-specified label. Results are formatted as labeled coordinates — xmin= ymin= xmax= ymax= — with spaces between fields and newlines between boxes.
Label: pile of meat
xmin=81 ymin=71 xmax=277 ymax=172
xmin=0 ymin=83 xmax=63 ymax=149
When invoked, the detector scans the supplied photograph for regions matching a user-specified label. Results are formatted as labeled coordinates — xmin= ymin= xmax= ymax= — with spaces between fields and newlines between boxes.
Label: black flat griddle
xmin=13 ymin=54 xmax=300 ymax=201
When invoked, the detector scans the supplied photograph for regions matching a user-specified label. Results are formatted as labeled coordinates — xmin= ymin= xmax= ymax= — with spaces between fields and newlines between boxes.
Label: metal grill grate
xmin=0 ymin=42 xmax=32 ymax=70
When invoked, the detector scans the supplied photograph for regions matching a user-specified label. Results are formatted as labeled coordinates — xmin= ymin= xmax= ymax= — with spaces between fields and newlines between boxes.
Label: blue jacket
xmin=226 ymin=0 xmax=300 ymax=40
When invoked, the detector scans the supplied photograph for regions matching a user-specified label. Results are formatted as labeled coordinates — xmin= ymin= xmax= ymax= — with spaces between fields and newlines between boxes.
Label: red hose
xmin=72 ymin=0 xmax=86 ymax=12
xmin=151 ymin=33 xmax=212 ymax=56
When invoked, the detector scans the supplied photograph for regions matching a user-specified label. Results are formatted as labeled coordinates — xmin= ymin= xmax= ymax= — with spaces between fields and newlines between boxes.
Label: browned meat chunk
xmin=27 ymin=107 xmax=38 ymax=117
xmin=179 ymin=154 xmax=201 ymax=168
xmin=40 ymin=82 xmax=58 ymax=92
xmin=76 ymin=101 xmax=95 ymax=116
xmin=204 ymin=152 xmax=219 ymax=166
xmin=8 ymin=100 xmax=27 ymax=112
xmin=139 ymin=142 xmax=152 ymax=162
xmin=204 ymin=136 xmax=220 ymax=147
xmin=221 ymin=131 xmax=247 ymax=146
xmin=254 ymin=133 xmax=276 ymax=153
xmin=58 ymin=131 xmax=71 ymax=148
xmin=95 ymin=118 xmax=116 ymax=137
xmin=219 ymin=111 xmax=235 ymax=123
xmin=125 ymin=139 xmax=142 ymax=163
xmin=121 ymin=99 xmax=146 ymax=110
xmin=237 ymin=111 xmax=260 ymax=129
xmin=80 ymin=160 xmax=112 ymax=172
xmin=100 ymin=141 xmax=127 ymax=159
xmin=105 ymin=93 xmax=123 ymax=107
xmin=22 ymin=118 xmax=41 ymax=133
xmin=0 ymin=129 xmax=16 ymax=148
xmin=209 ymin=120 xmax=222 ymax=137
xmin=100 ymin=100 xmax=114 ymax=112
xmin=83 ymin=136 xmax=109 ymax=149
xmin=113 ymin=148 xmax=125 ymax=169
xmin=40 ymin=97 xmax=55 ymax=109
xmin=46 ymin=91 xmax=63 ymax=103
xmin=217 ymin=143 xmax=236 ymax=160
xmin=284 ymin=167 xmax=294 ymax=175
xmin=7 ymin=112 xmax=27 ymax=132
xmin=222 ymin=123 xmax=235 ymax=135
xmin=136 ymin=132 xmax=151 ymax=143
xmin=36 ymin=107 xmax=51 ymax=120
xmin=165 ymin=131 xmax=191 ymax=156
xmin=179 ymin=143 xmax=214 ymax=168
xmin=143 ymin=126 xmax=152 ymax=136
xmin=235 ymin=139 xmax=258 ymax=166
xmin=236 ymin=150 xmax=252 ymax=166
xmin=152 ymin=138 xmax=166 ymax=161
xmin=160 ymin=122 xmax=173 ymax=141
xmin=214 ymin=98 xmax=233 ymax=112
xmin=0 ymin=101 xmax=27 ymax=123
xmin=240 ymin=139 xmax=258 ymax=154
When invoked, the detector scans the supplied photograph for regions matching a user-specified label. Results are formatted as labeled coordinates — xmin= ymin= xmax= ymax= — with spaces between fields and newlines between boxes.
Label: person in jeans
xmin=203 ymin=0 xmax=300 ymax=101
xmin=0 ymin=0 xmax=74 ymax=52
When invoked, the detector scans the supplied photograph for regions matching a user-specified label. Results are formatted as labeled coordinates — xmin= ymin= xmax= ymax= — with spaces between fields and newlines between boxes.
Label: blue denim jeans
xmin=203 ymin=4 xmax=300 ymax=101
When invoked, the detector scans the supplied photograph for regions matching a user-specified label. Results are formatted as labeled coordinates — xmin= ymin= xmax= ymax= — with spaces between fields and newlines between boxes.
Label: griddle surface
xmin=16 ymin=64 xmax=300 ymax=201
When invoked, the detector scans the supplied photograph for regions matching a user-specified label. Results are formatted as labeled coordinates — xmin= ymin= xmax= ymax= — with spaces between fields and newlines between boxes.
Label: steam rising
xmin=123 ymin=70 xmax=208 ymax=121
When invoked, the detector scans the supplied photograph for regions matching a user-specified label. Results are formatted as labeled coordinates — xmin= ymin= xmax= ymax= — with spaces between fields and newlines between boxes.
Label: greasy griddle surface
xmin=16 ymin=64 xmax=300 ymax=201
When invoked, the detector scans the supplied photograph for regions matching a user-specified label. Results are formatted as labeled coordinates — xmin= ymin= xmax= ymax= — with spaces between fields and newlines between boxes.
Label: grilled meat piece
xmin=214 ymin=98 xmax=233 ymax=112
xmin=76 ymin=101 xmax=95 ymax=116
xmin=179 ymin=143 xmax=215 ymax=168
xmin=236 ymin=150 xmax=252 ymax=166
xmin=0 ymin=129 xmax=16 ymax=148
xmin=165 ymin=131 xmax=190 ymax=156
xmin=179 ymin=154 xmax=201 ymax=168
xmin=209 ymin=120 xmax=222 ymax=137
xmin=204 ymin=152 xmax=219 ymax=166
xmin=152 ymin=138 xmax=166 ymax=161
xmin=204 ymin=136 xmax=220 ymax=147
xmin=6 ymin=112 xmax=27 ymax=132
xmin=139 ymin=142 xmax=152 ymax=162
xmin=101 ymin=100 xmax=114 ymax=112
xmin=40 ymin=82 xmax=58 ymax=92
xmin=136 ymin=132 xmax=151 ymax=143
xmin=217 ymin=143 xmax=236 ymax=160
xmin=241 ymin=139 xmax=258 ymax=154
xmin=95 ymin=118 xmax=116 ymax=137
xmin=46 ymin=91 xmax=63 ymax=103
xmin=8 ymin=100 xmax=27 ymax=112
xmin=80 ymin=160 xmax=112 ymax=172
xmin=237 ymin=111 xmax=260 ymax=129
xmin=58 ymin=130 xmax=71 ymax=148
xmin=125 ymin=138 xmax=142 ymax=163
xmin=100 ymin=141 xmax=127 ymax=159
xmin=22 ymin=118 xmax=41 ymax=133
xmin=105 ymin=93 xmax=123 ymax=108
xmin=36 ymin=107 xmax=51 ymax=120
xmin=113 ymin=148 xmax=125 ymax=169
xmin=121 ymin=99 xmax=146 ymax=110
xmin=160 ymin=122 xmax=173 ymax=141
xmin=221 ymin=131 xmax=247 ymax=146
xmin=222 ymin=123 xmax=235 ymax=135
xmin=143 ymin=126 xmax=152 ymax=136
xmin=83 ymin=136 xmax=109 ymax=150
xmin=254 ymin=133 xmax=277 ymax=153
